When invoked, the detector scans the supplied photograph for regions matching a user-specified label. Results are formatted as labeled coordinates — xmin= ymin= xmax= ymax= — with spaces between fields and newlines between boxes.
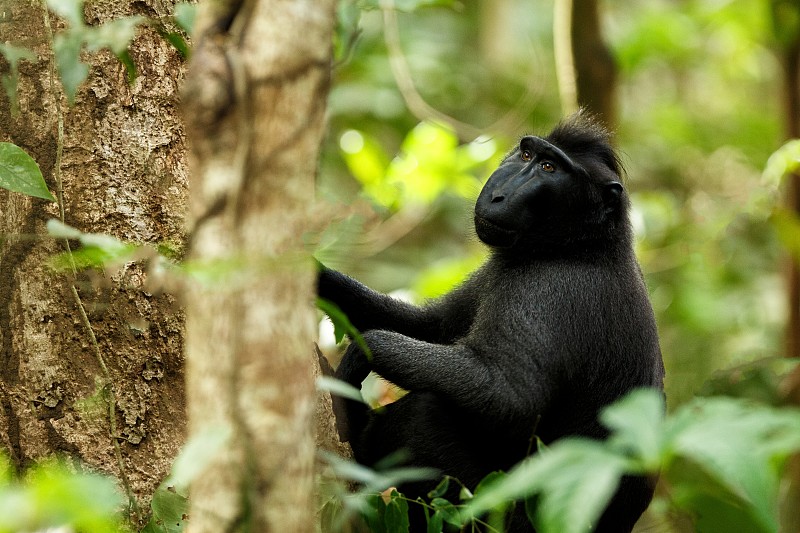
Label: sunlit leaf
xmin=762 ymin=139 xmax=800 ymax=187
xmin=310 ymin=215 xmax=367 ymax=268
xmin=412 ymin=253 xmax=485 ymax=299
xmin=0 ymin=458 xmax=124 ymax=533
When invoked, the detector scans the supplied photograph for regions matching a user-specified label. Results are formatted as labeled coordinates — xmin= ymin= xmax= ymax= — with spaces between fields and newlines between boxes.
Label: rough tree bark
xmin=183 ymin=1 xmax=335 ymax=531
xmin=0 ymin=0 xmax=187 ymax=525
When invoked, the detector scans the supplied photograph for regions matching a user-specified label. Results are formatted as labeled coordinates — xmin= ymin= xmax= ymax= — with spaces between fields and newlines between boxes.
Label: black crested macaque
xmin=318 ymin=114 xmax=664 ymax=532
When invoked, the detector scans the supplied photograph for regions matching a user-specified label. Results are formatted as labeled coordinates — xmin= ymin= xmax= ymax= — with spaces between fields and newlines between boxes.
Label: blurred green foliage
xmin=322 ymin=388 xmax=800 ymax=532
xmin=0 ymin=455 xmax=124 ymax=533
xmin=318 ymin=0 xmax=797 ymax=408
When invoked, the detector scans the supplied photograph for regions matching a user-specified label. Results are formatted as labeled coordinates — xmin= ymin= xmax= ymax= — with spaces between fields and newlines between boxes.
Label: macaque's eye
xmin=540 ymin=161 xmax=556 ymax=173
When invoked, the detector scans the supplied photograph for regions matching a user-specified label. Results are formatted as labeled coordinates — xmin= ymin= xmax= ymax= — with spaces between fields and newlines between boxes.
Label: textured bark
xmin=0 ymin=0 xmax=187 ymax=524
xmin=183 ymin=1 xmax=335 ymax=531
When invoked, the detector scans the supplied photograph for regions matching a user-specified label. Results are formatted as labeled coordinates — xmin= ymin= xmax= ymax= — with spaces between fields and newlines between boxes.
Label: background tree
xmin=0 ymin=0 xmax=187 ymax=525
xmin=183 ymin=1 xmax=336 ymax=531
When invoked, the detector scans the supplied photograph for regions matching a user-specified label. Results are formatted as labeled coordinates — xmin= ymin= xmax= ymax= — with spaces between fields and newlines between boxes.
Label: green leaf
xmin=0 ymin=142 xmax=55 ymax=201
xmin=320 ymin=451 xmax=437 ymax=493
xmin=600 ymin=388 xmax=665 ymax=469
xmin=663 ymin=397 xmax=800 ymax=531
xmin=427 ymin=476 xmax=450 ymax=499
xmin=426 ymin=510 xmax=444 ymax=533
xmin=473 ymin=471 xmax=506 ymax=499
xmin=161 ymin=31 xmax=190 ymax=59
xmin=363 ymin=493 xmax=387 ymax=533
xmin=47 ymin=0 xmax=85 ymax=27
xmin=165 ymin=425 xmax=232 ymax=493
xmin=763 ymin=139 xmax=800 ymax=187
xmin=430 ymin=497 xmax=462 ymax=526
xmin=147 ymin=484 xmax=188 ymax=533
xmin=46 ymin=220 xmax=138 ymax=270
xmin=385 ymin=490 xmax=410 ymax=533
xmin=316 ymin=375 xmax=367 ymax=404
xmin=666 ymin=455 xmax=770 ymax=533
xmin=530 ymin=444 xmax=626 ymax=533
xmin=0 ymin=459 xmax=124 ymax=532
xmin=0 ymin=43 xmax=36 ymax=66
xmin=174 ymin=3 xmax=198 ymax=34
xmin=316 ymin=298 xmax=372 ymax=358
xmin=85 ymin=16 xmax=143 ymax=55
xmin=53 ymin=32 xmax=88 ymax=104
xmin=310 ymin=215 xmax=367 ymax=269
xmin=464 ymin=439 xmax=629 ymax=533
xmin=0 ymin=42 xmax=37 ymax=97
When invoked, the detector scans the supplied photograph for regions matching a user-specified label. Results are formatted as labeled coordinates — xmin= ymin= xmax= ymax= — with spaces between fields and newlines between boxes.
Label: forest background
xmin=1 ymin=0 xmax=800 ymax=532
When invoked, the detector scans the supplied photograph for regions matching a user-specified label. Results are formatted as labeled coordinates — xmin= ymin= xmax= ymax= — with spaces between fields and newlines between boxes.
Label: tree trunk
xmin=183 ymin=1 xmax=335 ymax=531
xmin=779 ymin=33 xmax=800 ymax=533
xmin=552 ymin=0 xmax=616 ymax=125
xmin=782 ymin=39 xmax=800 ymax=362
xmin=0 ymin=0 xmax=187 ymax=525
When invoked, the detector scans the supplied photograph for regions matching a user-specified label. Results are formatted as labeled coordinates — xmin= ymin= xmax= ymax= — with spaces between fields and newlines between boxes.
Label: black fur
xmin=318 ymin=114 xmax=664 ymax=532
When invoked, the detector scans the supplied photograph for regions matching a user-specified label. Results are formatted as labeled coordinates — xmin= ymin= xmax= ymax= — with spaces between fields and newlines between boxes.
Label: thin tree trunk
xmin=0 ymin=1 xmax=187 ymax=524
xmin=779 ymin=34 xmax=800 ymax=533
xmin=183 ymin=1 xmax=335 ymax=531
xmin=783 ymin=39 xmax=800 ymax=362
xmin=556 ymin=0 xmax=617 ymax=126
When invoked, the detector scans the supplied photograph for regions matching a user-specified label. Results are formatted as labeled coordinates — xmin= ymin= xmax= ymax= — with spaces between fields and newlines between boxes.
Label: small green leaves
xmin=339 ymin=122 xmax=500 ymax=213
xmin=0 ymin=142 xmax=55 ymax=201
xmin=47 ymin=0 xmax=143 ymax=103
xmin=164 ymin=425 xmax=232 ymax=493
xmin=463 ymin=440 xmax=629 ymax=533
xmin=0 ymin=456 xmax=124 ymax=533
xmin=0 ymin=43 xmax=37 ymax=115
xmin=46 ymin=219 xmax=138 ymax=270
xmin=141 ymin=485 xmax=187 ymax=533
xmin=174 ymin=2 xmax=197 ymax=34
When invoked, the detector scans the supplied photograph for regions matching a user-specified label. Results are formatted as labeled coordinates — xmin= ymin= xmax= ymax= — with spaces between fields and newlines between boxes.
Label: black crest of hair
xmin=544 ymin=112 xmax=623 ymax=177
xmin=318 ymin=113 xmax=664 ymax=532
